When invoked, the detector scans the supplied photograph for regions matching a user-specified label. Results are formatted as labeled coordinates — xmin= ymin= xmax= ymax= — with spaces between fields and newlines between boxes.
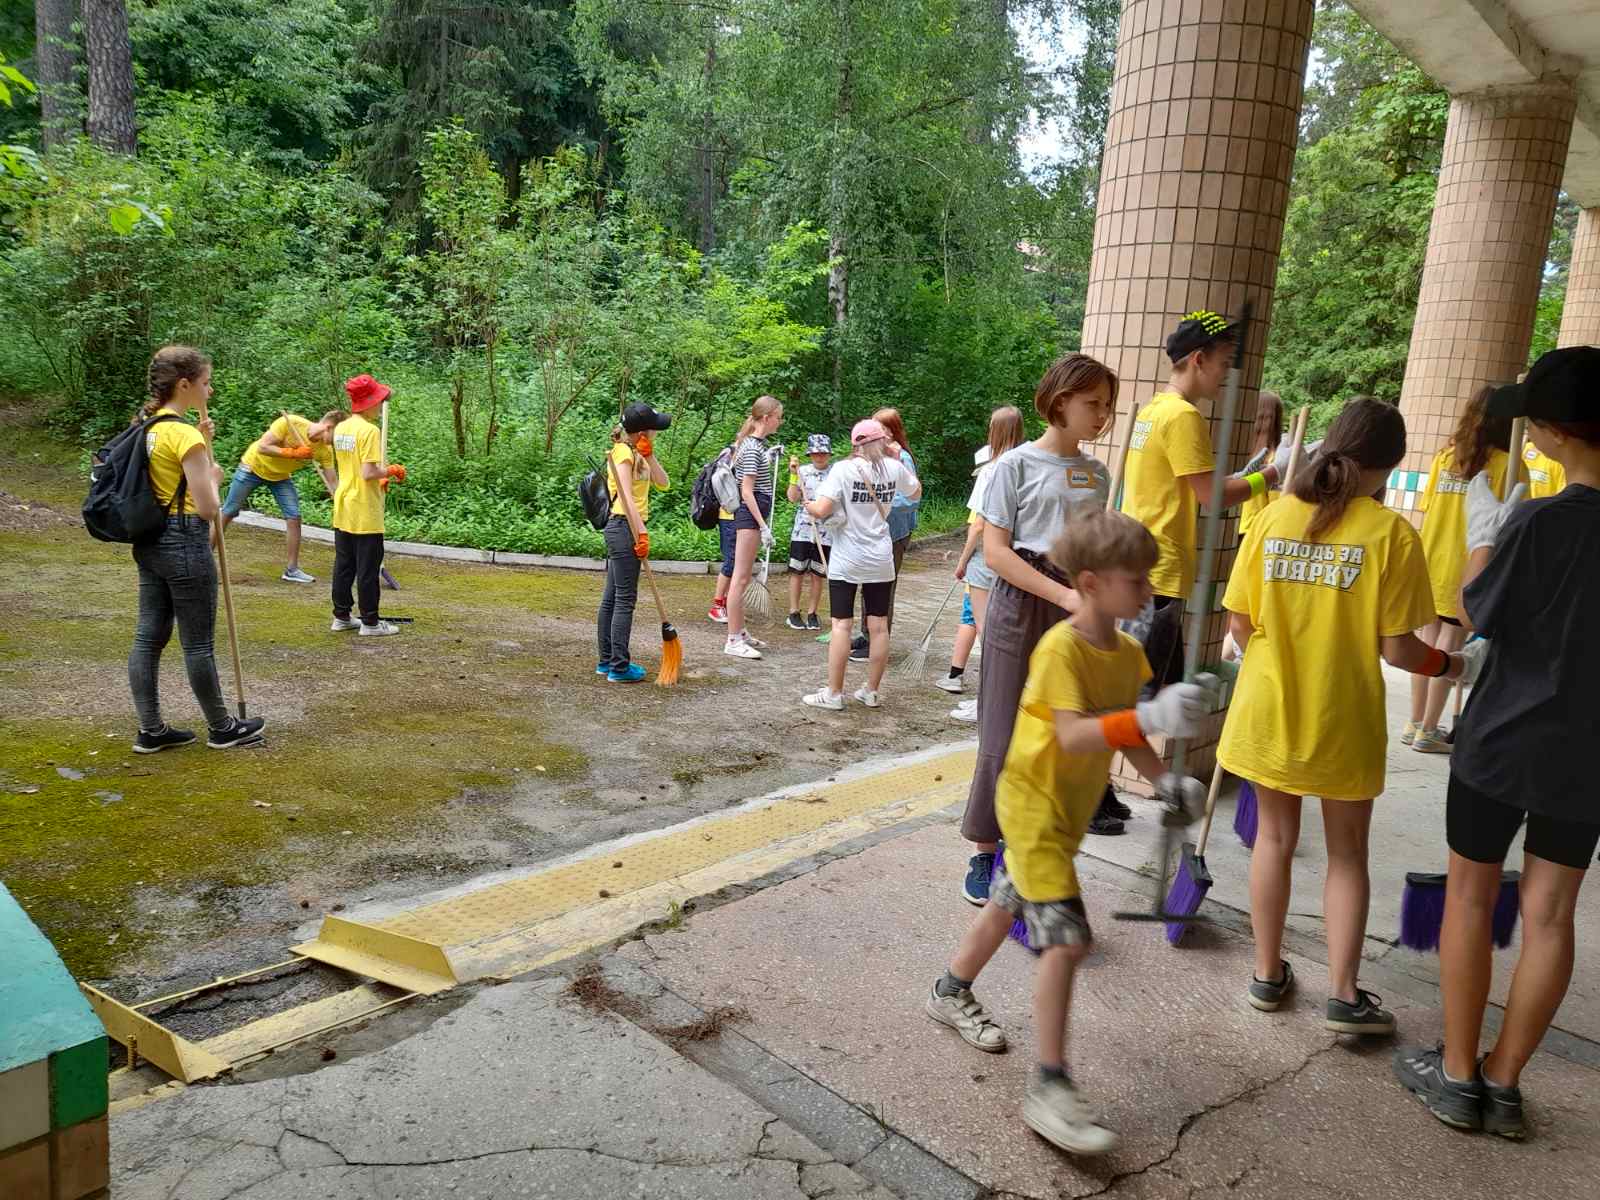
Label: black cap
xmin=1489 ymin=346 xmax=1600 ymax=423
xmin=621 ymin=403 xmax=672 ymax=434
xmin=1165 ymin=310 xmax=1239 ymax=363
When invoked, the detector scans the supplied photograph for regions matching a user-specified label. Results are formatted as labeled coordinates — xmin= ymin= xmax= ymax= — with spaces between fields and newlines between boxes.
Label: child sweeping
xmin=959 ymin=354 xmax=1117 ymax=905
xmin=724 ymin=395 xmax=784 ymax=660
xmin=330 ymin=374 xmax=407 ymax=637
xmin=127 ymin=346 xmax=266 ymax=751
xmin=1218 ymin=398 xmax=1481 ymax=1034
xmin=596 ymin=404 xmax=672 ymax=682
xmin=1405 ymin=385 xmax=1515 ymax=753
xmin=784 ymin=435 xmax=833 ymax=631
xmin=922 ymin=509 xmax=1209 ymax=1156
xmin=940 ymin=407 xmax=1026 ymax=722
xmin=1394 ymin=346 xmax=1600 ymax=1140
xmin=218 ymin=410 xmax=342 ymax=583
xmin=800 ymin=419 xmax=920 ymax=710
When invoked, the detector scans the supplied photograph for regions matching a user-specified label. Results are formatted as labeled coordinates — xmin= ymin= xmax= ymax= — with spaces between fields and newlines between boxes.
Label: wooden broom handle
xmin=281 ymin=410 xmax=308 ymax=447
xmin=1194 ymin=759 xmax=1226 ymax=857
xmin=1105 ymin=404 xmax=1139 ymax=514
xmin=197 ymin=399 xmax=248 ymax=718
xmin=1282 ymin=405 xmax=1311 ymax=491
xmin=1506 ymin=417 xmax=1526 ymax=501
xmin=380 ymin=400 xmax=390 ymax=471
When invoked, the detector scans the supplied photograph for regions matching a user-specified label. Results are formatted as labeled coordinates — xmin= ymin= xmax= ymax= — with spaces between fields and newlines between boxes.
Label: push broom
xmin=639 ymin=558 xmax=682 ymax=686
xmin=1233 ymin=402 xmax=1312 ymax=849
xmin=1396 ymin=417 xmax=1528 ymax=953
xmin=196 ymin=397 xmax=251 ymax=723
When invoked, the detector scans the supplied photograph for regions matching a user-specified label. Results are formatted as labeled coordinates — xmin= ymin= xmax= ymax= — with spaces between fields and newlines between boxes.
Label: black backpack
xmin=689 ymin=448 xmax=733 ymax=531
xmin=578 ymin=455 xmax=612 ymax=531
xmin=83 ymin=414 xmax=187 ymax=544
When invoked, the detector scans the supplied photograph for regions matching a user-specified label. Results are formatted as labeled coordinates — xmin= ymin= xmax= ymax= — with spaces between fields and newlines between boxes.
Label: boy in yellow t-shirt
xmin=923 ymin=511 xmax=1209 ymax=1159
xmin=219 ymin=410 xmax=341 ymax=584
xmin=330 ymin=375 xmax=406 ymax=637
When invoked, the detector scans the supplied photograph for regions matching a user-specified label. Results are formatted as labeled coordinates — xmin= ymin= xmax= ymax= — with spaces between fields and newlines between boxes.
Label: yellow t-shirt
xmin=1522 ymin=442 xmax=1566 ymax=500
xmin=1238 ymin=486 xmax=1280 ymax=539
xmin=606 ymin=441 xmax=667 ymax=522
xmin=1123 ymin=391 xmax=1214 ymax=600
xmin=995 ymin=623 xmax=1152 ymax=901
xmin=145 ymin=418 xmax=207 ymax=516
xmin=1418 ymin=446 xmax=1509 ymax=619
xmin=331 ymin=414 xmax=384 ymax=534
xmin=241 ymin=414 xmax=334 ymax=483
xmin=1218 ymin=495 xmax=1435 ymax=801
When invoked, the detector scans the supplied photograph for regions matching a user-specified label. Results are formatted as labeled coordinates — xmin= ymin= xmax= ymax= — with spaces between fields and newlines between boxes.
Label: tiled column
xmin=1395 ymin=83 xmax=1576 ymax=486
xmin=1558 ymin=207 xmax=1600 ymax=347
xmin=1080 ymin=0 xmax=1314 ymax=786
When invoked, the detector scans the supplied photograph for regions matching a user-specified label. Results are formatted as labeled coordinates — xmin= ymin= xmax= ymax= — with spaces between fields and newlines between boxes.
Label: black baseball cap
xmin=621 ymin=403 xmax=672 ymax=434
xmin=1165 ymin=310 xmax=1240 ymax=362
xmin=1489 ymin=346 xmax=1600 ymax=422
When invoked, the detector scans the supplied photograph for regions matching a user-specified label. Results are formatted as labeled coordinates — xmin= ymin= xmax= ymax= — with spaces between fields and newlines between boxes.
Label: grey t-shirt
xmin=980 ymin=442 xmax=1110 ymax=555
xmin=1452 ymin=484 xmax=1600 ymax=824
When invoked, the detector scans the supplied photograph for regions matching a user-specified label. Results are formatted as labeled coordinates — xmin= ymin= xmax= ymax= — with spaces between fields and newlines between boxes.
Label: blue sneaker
xmin=963 ymin=852 xmax=995 ymax=906
xmin=607 ymin=663 xmax=647 ymax=683
xmin=596 ymin=662 xmax=609 ymax=676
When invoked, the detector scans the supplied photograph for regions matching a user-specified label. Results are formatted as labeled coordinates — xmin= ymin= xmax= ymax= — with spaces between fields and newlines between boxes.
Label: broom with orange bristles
xmin=639 ymin=558 xmax=682 ymax=685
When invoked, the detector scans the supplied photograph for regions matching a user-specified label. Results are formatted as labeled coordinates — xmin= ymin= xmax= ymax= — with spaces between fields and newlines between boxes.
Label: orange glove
xmin=635 ymin=434 xmax=654 ymax=458
xmin=634 ymin=531 xmax=649 ymax=559
xmin=379 ymin=478 xmax=389 ymax=493
xmin=280 ymin=445 xmax=314 ymax=459
xmin=387 ymin=464 xmax=407 ymax=483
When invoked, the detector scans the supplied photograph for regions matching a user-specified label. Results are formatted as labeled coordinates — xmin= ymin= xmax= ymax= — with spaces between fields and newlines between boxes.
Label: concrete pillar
xmin=1080 ymin=0 xmax=1314 ymax=785
xmin=1559 ymin=207 xmax=1600 ymax=347
xmin=1396 ymin=84 xmax=1576 ymax=480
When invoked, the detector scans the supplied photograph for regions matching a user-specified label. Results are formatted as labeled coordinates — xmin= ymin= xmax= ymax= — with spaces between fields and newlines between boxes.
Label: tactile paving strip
xmin=374 ymin=749 xmax=976 ymax=949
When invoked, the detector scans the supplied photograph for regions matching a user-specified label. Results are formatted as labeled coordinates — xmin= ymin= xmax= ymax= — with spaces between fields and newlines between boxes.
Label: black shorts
xmin=829 ymin=579 xmax=891 ymax=622
xmin=1438 ymin=615 xmax=1462 ymax=629
xmin=789 ymin=541 xmax=827 ymax=575
xmin=1446 ymin=773 xmax=1600 ymax=871
xmin=732 ymin=492 xmax=772 ymax=532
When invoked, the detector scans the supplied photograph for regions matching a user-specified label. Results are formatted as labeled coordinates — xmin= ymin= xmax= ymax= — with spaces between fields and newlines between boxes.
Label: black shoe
xmin=786 ymin=612 xmax=807 ymax=630
xmin=806 ymin=613 xmax=821 ymax=631
xmin=1478 ymin=1063 xmax=1525 ymax=1139
xmin=207 ymin=716 xmax=267 ymax=749
xmin=1326 ymin=988 xmax=1395 ymax=1036
xmin=1393 ymin=1045 xmax=1483 ymax=1131
xmin=1248 ymin=960 xmax=1295 ymax=1012
xmin=1086 ymin=813 xmax=1125 ymax=836
xmin=1101 ymin=786 xmax=1132 ymax=821
xmin=132 ymin=724 xmax=197 ymax=754
xmin=849 ymin=634 xmax=871 ymax=663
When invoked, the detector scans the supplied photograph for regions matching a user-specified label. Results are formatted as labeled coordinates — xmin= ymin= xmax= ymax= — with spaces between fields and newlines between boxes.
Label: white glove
xmin=1456 ymin=637 xmax=1488 ymax=687
xmin=1135 ymin=673 xmax=1217 ymax=739
xmin=1466 ymin=473 xmax=1527 ymax=552
xmin=1233 ymin=446 xmax=1269 ymax=478
xmin=1269 ymin=437 xmax=1321 ymax=482
xmin=760 ymin=525 xmax=775 ymax=551
xmin=1155 ymin=773 xmax=1207 ymax=827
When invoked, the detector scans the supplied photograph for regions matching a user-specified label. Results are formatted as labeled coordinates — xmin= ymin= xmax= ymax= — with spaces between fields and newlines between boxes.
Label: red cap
xmin=344 ymin=374 xmax=392 ymax=413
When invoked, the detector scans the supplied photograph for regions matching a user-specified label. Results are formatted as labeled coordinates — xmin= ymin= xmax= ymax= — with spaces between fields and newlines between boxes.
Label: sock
xmin=934 ymin=971 xmax=971 ymax=998
xmin=1443 ymin=1063 xmax=1474 ymax=1086
xmin=1037 ymin=1064 xmax=1068 ymax=1083
xmin=948 ymin=666 xmax=965 ymax=679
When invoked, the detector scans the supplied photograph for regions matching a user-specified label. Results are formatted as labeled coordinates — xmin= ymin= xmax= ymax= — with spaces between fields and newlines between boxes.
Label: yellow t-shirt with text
xmin=1522 ymin=442 xmax=1566 ymax=500
xmin=1238 ymin=486 xmax=1280 ymax=539
xmin=1418 ymin=446 xmax=1509 ymax=619
xmin=241 ymin=414 xmax=334 ymax=483
xmin=331 ymin=414 xmax=385 ymax=534
xmin=1122 ymin=391 xmax=1214 ymax=600
xmin=1218 ymin=496 xmax=1435 ymax=801
xmin=607 ymin=441 xmax=667 ymax=523
xmin=995 ymin=623 xmax=1151 ymax=901
xmin=145 ymin=418 xmax=207 ymax=516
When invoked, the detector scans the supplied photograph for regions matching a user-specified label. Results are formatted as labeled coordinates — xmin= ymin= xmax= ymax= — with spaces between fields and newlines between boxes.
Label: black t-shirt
xmin=1453 ymin=484 xmax=1600 ymax=823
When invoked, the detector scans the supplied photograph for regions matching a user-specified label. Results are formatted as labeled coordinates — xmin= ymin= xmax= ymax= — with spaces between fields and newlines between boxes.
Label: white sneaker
xmin=950 ymin=699 xmax=978 ymax=723
xmin=724 ymin=636 xmax=762 ymax=660
xmin=330 ymin=616 xmax=360 ymax=632
xmin=743 ymin=634 xmax=769 ymax=651
xmin=934 ymin=675 xmax=965 ymax=694
xmin=1023 ymin=1074 xmax=1119 ymax=1156
xmin=853 ymin=686 xmax=882 ymax=708
xmin=924 ymin=985 xmax=1007 ymax=1052
xmin=802 ymin=688 xmax=844 ymax=711
xmin=282 ymin=567 xmax=316 ymax=584
xmin=358 ymin=620 xmax=400 ymax=637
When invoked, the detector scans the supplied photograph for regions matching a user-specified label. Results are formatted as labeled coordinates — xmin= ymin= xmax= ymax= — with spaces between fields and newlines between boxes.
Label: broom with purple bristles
xmin=995 ymin=845 xmax=1040 ymax=955
xmin=1163 ymin=760 xmax=1225 ymax=944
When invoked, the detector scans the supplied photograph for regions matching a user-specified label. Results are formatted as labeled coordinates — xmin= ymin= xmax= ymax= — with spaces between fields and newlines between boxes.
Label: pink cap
xmin=850 ymin=418 xmax=888 ymax=446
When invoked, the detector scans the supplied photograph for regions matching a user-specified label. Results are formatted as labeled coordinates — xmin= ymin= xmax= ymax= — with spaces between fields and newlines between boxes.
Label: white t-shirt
xmin=816 ymin=458 xmax=915 ymax=583
xmin=980 ymin=442 xmax=1109 ymax=555
xmin=789 ymin=462 xmax=833 ymax=545
xmin=965 ymin=462 xmax=996 ymax=572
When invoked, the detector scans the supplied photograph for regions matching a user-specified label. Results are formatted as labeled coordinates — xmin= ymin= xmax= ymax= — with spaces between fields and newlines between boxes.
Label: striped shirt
xmin=734 ymin=436 xmax=774 ymax=494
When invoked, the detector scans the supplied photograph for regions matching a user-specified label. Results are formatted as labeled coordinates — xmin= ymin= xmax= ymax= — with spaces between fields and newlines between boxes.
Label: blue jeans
xmin=718 ymin=518 xmax=737 ymax=579
xmin=597 ymin=517 xmax=641 ymax=672
xmin=221 ymin=465 xmax=302 ymax=519
xmin=129 ymin=518 xmax=229 ymax=731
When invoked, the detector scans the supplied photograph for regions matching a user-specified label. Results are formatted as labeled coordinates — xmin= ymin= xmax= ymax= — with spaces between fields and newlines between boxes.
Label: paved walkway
xmin=110 ymin=691 xmax=1600 ymax=1200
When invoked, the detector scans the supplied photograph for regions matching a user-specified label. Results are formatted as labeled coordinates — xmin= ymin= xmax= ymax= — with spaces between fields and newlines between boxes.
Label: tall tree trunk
xmin=827 ymin=36 xmax=853 ymax=420
xmin=83 ymin=0 xmax=136 ymax=154
xmin=34 ymin=0 xmax=80 ymax=150
xmin=695 ymin=34 xmax=717 ymax=259
xmin=451 ymin=371 xmax=468 ymax=458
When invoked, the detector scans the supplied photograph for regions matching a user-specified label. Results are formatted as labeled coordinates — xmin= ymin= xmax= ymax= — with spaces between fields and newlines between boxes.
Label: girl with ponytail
xmin=1219 ymin=397 xmax=1480 ymax=1034
xmin=724 ymin=394 xmax=785 ymax=658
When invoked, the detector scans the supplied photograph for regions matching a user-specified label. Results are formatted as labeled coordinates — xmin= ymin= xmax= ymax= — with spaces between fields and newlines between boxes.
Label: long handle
xmin=1283 ymin=405 xmax=1311 ymax=491
xmin=380 ymin=400 xmax=390 ymax=471
xmin=1105 ymin=403 xmax=1139 ymax=514
xmin=281 ymin=410 xmax=308 ymax=447
xmin=197 ymin=399 xmax=248 ymax=719
xmin=917 ymin=577 xmax=964 ymax=644
xmin=641 ymin=557 xmax=670 ymax=625
xmin=1194 ymin=759 xmax=1226 ymax=857
xmin=1506 ymin=418 xmax=1526 ymax=501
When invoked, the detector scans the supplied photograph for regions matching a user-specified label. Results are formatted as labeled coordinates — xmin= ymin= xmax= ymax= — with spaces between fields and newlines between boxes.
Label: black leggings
xmin=332 ymin=530 xmax=384 ymax=625
xmin=1447 ymin=772 xmax=1599 ymax=871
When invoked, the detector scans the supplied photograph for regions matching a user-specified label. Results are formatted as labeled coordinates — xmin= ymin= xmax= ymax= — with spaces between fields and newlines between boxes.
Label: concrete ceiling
xmin=1349 ymin=0 xmax=1600 ymax=206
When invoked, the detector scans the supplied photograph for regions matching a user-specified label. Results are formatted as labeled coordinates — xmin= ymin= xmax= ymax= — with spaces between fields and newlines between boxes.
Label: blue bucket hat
xmin=806 ymin=434 xmax=832 ymax=455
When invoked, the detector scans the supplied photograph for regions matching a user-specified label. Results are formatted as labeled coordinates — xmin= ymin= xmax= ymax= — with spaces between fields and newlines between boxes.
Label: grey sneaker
xmin=359 ymin=620 xmax=400 ymax=637
xmin=924 ymin=984 xmax=1007 ymax=1052
xmin=1393 ymin=1045 xmax=1482 ymax=1131
xmin=1326 ymin=988 xmax=1395 ymax=1035
xmin=1247 ymin=959 xmax=1295 ymax=1012
xmin=330 ymin=616 xmax=360 ymax=632
xmin=1478 ymin=1063 xmax=1525 ymax=1139
xmin=1022 ymin=1073 xmax=1118 ymax=1156
xmin=281 ymin=566 xmax=316 ymax=584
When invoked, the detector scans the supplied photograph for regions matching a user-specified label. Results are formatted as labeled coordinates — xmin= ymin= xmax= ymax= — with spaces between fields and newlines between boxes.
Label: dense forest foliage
xmin=0 ymin=0 xmax=1574 ymax=557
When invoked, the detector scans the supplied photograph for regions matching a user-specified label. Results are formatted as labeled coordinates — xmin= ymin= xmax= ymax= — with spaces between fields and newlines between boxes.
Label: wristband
xmin=788 ymin=472 xmax=800 ymax=486
xmin=1099 ymin=709 xmax=1147 ymax=750
xmin=1421 ymin=646 xmax=1449 ymax=678
xmin=1245 ymin=471 xmax=1268 ymax=499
